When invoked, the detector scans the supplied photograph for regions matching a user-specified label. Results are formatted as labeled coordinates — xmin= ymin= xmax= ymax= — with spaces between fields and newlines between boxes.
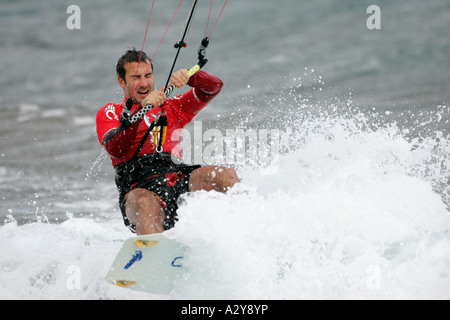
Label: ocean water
xmin=0 ymin=0 xmax=449 ymax=300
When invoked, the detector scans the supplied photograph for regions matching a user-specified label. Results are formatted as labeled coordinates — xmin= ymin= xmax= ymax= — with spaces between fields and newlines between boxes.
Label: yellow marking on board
xmin=115 ymin=280 xmax=137 ymax=288
xmin=136 ymin=240 xmax=159 ymax=248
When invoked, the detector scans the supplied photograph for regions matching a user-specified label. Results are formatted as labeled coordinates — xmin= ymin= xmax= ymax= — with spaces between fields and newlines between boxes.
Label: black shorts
xmin=115 ymin=153 xmax=201 ymax=233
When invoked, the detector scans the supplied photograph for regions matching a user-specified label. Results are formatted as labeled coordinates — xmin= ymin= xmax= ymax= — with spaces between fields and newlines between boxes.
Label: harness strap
xmin=131 ymin=113 xmax=168 ymax=161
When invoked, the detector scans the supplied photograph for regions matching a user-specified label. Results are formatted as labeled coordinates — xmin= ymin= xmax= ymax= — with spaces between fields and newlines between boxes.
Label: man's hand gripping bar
xmin=123 ymin=37 xmax=209 ymax=129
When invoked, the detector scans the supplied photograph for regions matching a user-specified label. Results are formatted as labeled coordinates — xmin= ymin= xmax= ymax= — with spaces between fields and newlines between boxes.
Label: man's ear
xmin=118 ymin=76 xmax=126 ymax=89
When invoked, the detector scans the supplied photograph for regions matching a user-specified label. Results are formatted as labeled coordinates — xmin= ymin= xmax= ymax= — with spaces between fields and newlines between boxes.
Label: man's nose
xmin=137 ymin=77 xmax=148 ymax=87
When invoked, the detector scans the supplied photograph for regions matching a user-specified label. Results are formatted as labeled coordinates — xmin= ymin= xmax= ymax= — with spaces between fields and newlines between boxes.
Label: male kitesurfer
xmin=96 ymin=49 xmax=240 ymax=235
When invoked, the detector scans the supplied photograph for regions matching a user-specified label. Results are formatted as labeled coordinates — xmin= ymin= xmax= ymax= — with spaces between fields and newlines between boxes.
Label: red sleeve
xmin=177 ymin=70 xmax=223 ymax=114
xmin=188 ymin=70 xmax=223 ymax=103
xmin=96 ymin=103 xmax=143 ymax=159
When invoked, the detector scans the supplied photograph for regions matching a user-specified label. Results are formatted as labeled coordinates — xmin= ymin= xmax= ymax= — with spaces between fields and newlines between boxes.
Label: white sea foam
xmin=2 ymin=108 xmax=448 ymax=300
xmin=168 ymin=113 xmax=450 ymax=299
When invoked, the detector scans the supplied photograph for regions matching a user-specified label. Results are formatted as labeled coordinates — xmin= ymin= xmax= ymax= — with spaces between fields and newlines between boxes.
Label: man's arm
xmin=97 ymin=89 xmax=168 ymax=159
xmin=96 ymin=105 xmax=142 ymax=159
xmin=170 ymin=70 xmax=223 ymax=116
xmin=188 ymin=70 xmax=223 ymax=105
xmin=101 ymin=120 xmax=141 ymax=159
xmin=167 ymin=69 xmax=223 ymax=104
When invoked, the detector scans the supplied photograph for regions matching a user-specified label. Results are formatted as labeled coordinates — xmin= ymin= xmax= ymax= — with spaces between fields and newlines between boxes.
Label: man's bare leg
xmin=189 ymin=166 xmax=240 ymax=192
xmin=125 ymin=188 xmax=166 ymax=235
xmin=124 ymin=167 xmax=239 ymax=235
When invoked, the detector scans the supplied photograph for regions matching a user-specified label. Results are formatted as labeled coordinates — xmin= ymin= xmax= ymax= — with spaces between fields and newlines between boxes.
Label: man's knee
xmin=125 ymin=189 xmax=164 ymax=224
xmin=127 ymin=189 xmax=153 ymax=208
xmin=190 ymin=166 xmax=240 ymax=192
xmin=218 ymin=167 xmax=239 ymax=185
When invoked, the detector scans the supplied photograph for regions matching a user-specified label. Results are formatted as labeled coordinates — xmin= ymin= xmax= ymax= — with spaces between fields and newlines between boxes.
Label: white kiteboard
xmin=105 ymin=233 xmax=189 ymax=295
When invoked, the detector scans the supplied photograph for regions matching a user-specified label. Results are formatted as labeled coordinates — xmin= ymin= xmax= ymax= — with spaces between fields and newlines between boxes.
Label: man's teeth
xmin=138 ymin=90 xmax=149 ymax=95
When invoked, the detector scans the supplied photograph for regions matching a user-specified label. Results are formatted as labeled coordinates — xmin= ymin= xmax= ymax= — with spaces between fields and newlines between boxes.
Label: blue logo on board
xmin=171 ymin=257 xmax=184 ymax=267
xmin=124 ymin=250 xmax=143 ymax=270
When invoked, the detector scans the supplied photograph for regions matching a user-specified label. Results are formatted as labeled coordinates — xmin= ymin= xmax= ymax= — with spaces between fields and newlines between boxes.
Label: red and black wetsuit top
xmin=96 ymin=71 xmax=223 ymax=168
